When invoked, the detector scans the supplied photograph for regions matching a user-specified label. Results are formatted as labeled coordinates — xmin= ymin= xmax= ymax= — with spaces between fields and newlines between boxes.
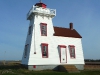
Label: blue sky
xmin=0 ymin=0 xmax=100 ymax=60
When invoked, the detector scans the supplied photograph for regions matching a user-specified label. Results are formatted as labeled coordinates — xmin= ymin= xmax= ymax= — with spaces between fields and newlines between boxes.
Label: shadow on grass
xmin=0 ymin=64 xmax=26 ymax=70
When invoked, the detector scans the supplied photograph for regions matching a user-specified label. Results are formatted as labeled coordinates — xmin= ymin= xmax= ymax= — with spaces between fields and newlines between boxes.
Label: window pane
xmin=29 ymin=26 xmax=31 ymax=35
xmin=72 ymin=53 xmax=75 ymax=57
xmin=44 ymin=26 xmax=46 ymax=30
xmin=42 ymin=26 xmax=45 ymax=30
xmin=43 ymin=30 xmax=46 ymax=35
xmin=41 ymin=43 xmax=48 ymax=58
xmin=70 ymin=46 xmax=75 ymax=58
xmin=43 ymin=46 xmax=47 ymax=56
xmin=24 ymin=45 xmax=28 ymax=58
xmin=41 ymin=25 xmax=47 ymax=36
xmin=71 ymin=48 xmax=74 ymax=53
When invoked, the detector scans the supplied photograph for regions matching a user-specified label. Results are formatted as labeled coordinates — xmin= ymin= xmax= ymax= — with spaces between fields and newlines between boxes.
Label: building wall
xmin=28 ymin=36 xmax=84 ymax=65
xmin=21 ymin=14 xmax=84 ymax=65
xmin=28 ymin=65 xmax=58 ymax=70
xmin=21 ymin=16 xmax=35 ymax=64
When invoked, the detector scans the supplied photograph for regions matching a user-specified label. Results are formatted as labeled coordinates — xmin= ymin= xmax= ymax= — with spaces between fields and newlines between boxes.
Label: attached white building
xmin=21 ymin=1 xmax=84 ymax=70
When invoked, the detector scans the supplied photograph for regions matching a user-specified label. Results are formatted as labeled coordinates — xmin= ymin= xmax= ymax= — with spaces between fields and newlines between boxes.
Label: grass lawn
xmin=0 ymin=65 xmax=100 ymax=75
xmin=0 ymin=70 xmax=100 ymax=75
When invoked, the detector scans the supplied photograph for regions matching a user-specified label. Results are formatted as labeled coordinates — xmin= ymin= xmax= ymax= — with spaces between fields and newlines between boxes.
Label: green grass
xmin=0 ymin=69 xmax=100 ymax=75
xmin=0 ymin=65 xmax=100 ymax=75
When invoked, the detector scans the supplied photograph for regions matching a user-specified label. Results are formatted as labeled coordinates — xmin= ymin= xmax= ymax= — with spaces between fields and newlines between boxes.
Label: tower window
xmin=41 ymin=43 xmax=48 ymax=58
xmin=28 ymin=26 xmax=32 ymax=35
xmin=69 ymin=45 xmax=76 ymax=58
xmin=40 ymin=23 xmax=47 ymax=36
xmin=24 ymin=44 xmax=29 ymax=58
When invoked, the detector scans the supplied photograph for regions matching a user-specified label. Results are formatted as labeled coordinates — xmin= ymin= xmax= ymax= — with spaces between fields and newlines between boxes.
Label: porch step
xmin=58 ymin=65 xmax=80 ymax=73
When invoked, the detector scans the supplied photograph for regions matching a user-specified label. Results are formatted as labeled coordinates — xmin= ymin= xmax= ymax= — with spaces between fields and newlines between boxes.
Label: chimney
xmin=69 ymin=23 xmax=73 ymax=30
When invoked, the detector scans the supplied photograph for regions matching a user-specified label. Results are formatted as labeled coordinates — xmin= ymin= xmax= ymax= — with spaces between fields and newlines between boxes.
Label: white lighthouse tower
xmin=21 ymin=1 xmax=57 ymax=70
xmin=21 ymin=0 xmax=84 ymax=71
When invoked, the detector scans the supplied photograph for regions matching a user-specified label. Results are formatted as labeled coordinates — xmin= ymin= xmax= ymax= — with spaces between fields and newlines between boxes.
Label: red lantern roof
xmin=35 ymin=0 xmax=47 ymax=8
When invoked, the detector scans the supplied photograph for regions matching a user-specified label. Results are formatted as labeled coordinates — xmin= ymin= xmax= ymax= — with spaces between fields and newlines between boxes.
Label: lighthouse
xmin=21 ymin=1 xmax=84 ymax=71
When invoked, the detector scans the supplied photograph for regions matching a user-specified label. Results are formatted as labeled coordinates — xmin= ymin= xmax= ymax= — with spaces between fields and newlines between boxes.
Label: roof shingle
xmin=53 ymin=26 xmax=82 ymax=38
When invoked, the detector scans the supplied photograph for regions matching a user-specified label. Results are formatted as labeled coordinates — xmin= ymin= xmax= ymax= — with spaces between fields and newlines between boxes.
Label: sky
xmin=0 ymin=0 xmax=100 ymax=60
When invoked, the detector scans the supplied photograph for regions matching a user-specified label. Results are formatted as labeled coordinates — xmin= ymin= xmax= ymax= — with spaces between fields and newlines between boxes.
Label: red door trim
xmin=59 ymin=45 xmax=67 ymax=63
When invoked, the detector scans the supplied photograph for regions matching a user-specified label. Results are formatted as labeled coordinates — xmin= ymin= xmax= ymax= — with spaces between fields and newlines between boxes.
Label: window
xmin=41 ymin=43 xmax=48 ymax=58
xmin=28 ymin=26 xmax=32 ymax=35
xmin=40 ymin=23 xmax=47 ymax=36
xmin=69 ymin=45 xmax=75 ymax=58
xmin=24 ymin=44 xmax=29 ymax=58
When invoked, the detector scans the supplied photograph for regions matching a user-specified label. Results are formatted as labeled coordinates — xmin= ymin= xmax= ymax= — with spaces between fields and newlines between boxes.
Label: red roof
xmin=35 ymin=3 xmax=47 ymax=8
xmin=53 ymin=26 xmax=82 ymax=38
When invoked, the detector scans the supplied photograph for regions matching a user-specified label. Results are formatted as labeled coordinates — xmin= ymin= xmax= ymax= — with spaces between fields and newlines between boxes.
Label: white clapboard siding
xmin=21 ymin=7 xmax=84 ymax=65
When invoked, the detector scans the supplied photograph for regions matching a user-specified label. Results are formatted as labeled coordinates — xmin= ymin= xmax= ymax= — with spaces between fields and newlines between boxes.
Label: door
xmin=60 ymin=47 xmax=67 ymax=63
